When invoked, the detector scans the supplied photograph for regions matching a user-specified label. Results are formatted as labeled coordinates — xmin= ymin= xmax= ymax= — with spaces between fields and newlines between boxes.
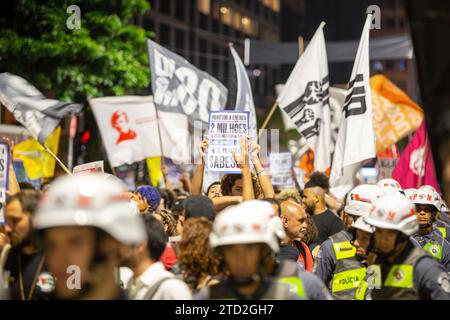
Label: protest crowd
xmin=0 ymin=133 xmax=449 ymax=300
xmin=0 ymin=9 xmax=450 ymax=302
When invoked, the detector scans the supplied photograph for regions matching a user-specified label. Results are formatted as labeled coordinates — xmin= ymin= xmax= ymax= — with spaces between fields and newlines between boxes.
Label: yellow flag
xmin=371 ymin=75 xmax=424 ymax=152
xmin=146 ymin=156 xmax=162 ymax=187
xmin=13 ymin=127 xmax=61 ymax=180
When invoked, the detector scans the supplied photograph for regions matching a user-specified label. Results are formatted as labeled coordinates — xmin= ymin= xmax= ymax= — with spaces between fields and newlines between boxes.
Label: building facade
xmin=139 ymin=0 xmax=282 ymax=116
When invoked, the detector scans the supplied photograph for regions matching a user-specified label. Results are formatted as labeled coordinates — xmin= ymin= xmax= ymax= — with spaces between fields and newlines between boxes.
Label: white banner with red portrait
xmin=89 ymin=96 xmax=161 ymax=167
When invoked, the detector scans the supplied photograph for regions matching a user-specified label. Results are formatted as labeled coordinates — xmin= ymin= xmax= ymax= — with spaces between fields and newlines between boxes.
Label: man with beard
xmin=2 ymin=190 xmax=51 ymax=299
xmin=278 ymin=200 xmax=314 ymax=272
xmin=314 ymin=184 xmax=383 ymax=300
xmin=302 ymin=176 xmax=344 ymax=252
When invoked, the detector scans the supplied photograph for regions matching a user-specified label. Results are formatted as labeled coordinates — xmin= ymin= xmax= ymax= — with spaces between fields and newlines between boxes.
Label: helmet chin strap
xmin=229 ymin=273 xmax=261 ymax=287
xmin=229 ymin=247 xmax=271 ymax=288
xmin=377 ymin=233 xmax=408 ymax=260
xmin=419 ymin=212 xmax=436 ymax=230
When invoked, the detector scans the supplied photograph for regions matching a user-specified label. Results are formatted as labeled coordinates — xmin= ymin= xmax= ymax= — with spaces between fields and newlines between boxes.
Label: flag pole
xmin=155 ymin=109 xmax=166 ymax=167
xmin=417 ymin=129 xmax=428 ymax=188
xmin=258 ymin=101 xmax=278 ymax=139
xmin=42 ymin=144 xmax=72 ymax=176
xmin=257 ymin=33 xmax=308 ymax=140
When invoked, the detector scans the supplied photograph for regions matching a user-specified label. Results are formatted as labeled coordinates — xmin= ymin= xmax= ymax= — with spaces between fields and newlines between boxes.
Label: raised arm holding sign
xmin=206 ymin=110 xmax=249 ymax=174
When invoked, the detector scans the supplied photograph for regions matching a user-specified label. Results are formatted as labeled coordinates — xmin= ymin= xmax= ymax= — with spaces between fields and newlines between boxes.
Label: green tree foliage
xmin=0 ymin=0 xmax=153 ymax=102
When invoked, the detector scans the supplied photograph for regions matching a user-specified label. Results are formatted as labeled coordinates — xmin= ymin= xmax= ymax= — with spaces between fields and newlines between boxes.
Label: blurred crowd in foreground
xmin=0 ymin=137 xmax=450 ymax=300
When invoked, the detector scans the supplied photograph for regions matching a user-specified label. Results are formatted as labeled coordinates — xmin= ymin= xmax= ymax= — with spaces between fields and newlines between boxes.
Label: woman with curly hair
xmin=178 ymin=217 xmax=224 ymax=293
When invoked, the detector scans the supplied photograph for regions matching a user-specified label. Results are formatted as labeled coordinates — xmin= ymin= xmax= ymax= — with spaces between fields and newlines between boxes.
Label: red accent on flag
xmin=391 ymin=120 xmax=440 ymax=192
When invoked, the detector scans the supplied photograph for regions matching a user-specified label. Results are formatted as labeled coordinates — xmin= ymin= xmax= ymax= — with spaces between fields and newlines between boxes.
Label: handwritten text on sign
xmin=207 ymin=111 xmax=249 ymax=173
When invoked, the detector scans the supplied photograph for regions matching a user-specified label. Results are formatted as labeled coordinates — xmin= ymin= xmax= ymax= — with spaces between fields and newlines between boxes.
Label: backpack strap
xmin=142 ymin=277 xmax=174 ymax=300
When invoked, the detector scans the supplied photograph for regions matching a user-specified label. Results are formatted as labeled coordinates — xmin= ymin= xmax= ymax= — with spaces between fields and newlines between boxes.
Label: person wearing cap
xmin=164 ymin=195 xmax=216 ymax=274
xmin=197 ymin=200 xmax=331 ymax=300
xmin=410 ymin=188 xmax=450 ymax=271
xmin=184 ymin=195 xmax=216 ymax=222
xmin=356 ymin=193 xmax=450 ymax=300
xmin=34 ymin=174 xmax=147 ymax=300
xmin=314 ymin=184 xmax=383 ymax=300
xmin=135 ymin=185 xmax=161 ymax=214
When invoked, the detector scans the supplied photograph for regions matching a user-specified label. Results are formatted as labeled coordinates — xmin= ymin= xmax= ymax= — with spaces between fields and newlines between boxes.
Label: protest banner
xmin=89 ymin=95 xmax=161 ymax=167
xmin=207 ymin=110 xmax=249 ymax=174
xmin=269 ymin=152 xmax=294 ymax=188
xmin=0 ymin=142 xmax=10 ymax=223
xmin=73 ymin=160 xmax=104 ymax=175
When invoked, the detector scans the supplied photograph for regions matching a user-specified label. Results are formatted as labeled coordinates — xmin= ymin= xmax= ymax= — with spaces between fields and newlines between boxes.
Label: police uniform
xmin=355 ymin=241 xmax=450 ymax=300
xmin=434 ymin=218 xmax=450 ymax=242
xmin=314 ymin=230 xmax=366 ymax=300
xmin=4 ymin=247 xmax=55 ymax=300
xmin=273 ymin=260 xmax=332 ymax=300
xmin=195 ymin=260 xmax=332 ymax=300
xmin=195 ymin=277 xmax=305 ymax=300
xmin=412 ymin=227 xmax=450 ymax=272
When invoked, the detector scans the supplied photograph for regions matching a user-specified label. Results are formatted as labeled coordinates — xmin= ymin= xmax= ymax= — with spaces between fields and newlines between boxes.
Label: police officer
xmin=356 ymin=193 xmax=450 ymax=300
xmin=33 ymin=174 xmax=146 ymax=300
xmin=197 ymin=200 xmax=331 ymax=300
xmin=413 ymin=185 xmax=450 ymax=241
xmin=351 ymin=217 xmax=377 ymax=266
xmin=314 ymin=184 xmax=383 ymax=300
xmin=410 ymin=188 xmax=450 ymax=272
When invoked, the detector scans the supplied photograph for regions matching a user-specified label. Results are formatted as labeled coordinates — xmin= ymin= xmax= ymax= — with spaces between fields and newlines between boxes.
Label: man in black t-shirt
xmin=302 ymin=176 xmax=344 ymax=256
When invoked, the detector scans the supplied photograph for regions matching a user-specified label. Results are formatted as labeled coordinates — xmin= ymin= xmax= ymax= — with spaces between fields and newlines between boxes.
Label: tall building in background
xmin=139 ymin=0 xmax=282 ymax=115
xmin=371 ymin=0 xmax=418 ymax=99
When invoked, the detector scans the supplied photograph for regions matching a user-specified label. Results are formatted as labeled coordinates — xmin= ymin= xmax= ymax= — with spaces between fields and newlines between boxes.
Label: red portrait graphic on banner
xmin=111 ymin=111 xmax=137 ymax=144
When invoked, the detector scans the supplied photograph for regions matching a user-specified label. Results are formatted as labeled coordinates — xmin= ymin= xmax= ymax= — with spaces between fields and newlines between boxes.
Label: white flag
xmin=229 ymin=44 xmax=257 ymax=135
xmin=276 ymin=23 xmax=331 ymax=172
xmin=0 ymin=73 xmax=82 ymax=144
xmin=90 ymin=96 xmax=162 ymax=167
xmin=330 ymin=15 xmax=376 ymax=199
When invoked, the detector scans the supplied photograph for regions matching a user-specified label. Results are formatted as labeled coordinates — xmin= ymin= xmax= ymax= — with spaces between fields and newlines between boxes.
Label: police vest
xmin=205 ymin=276 xmax=306 ymax=300
xmin=329 ymin=231 xmax=366 ymax=300
xmin=355 ymin=246 xmax=427 ymax=300
xmin=438 ymin=226 xmax=447 ymax=240
xmin=422 ymin=229 xmax=446 ymax=262
xmin=434 ymin=219 xmax=449 ymax=241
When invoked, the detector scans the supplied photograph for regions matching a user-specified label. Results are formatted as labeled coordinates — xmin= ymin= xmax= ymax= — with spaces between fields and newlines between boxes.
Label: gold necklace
xmin=18 ymin=253 xmax=46 ymax=300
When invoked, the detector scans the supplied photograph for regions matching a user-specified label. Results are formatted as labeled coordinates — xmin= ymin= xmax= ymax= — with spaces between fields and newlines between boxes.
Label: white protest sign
xmin=269 ymin=152 xmax=294 ymax=188
xmin=73 ymin=161 xmax=104 ymax=175
xmin=207 ymin=111 xmax=249 ymax=174
xmin=0 ymin=142 xmax=10 ymax=223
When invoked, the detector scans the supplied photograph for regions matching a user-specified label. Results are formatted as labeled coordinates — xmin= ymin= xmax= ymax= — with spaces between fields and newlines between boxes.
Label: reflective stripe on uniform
xmin=331 ymin=267 xmax=366 ymax=293
xmin=354 ymin=265 xmax=381 ymax=300
xmin=438 ymin=226 xmax=447 ymax=239
xmin=279 ymin=277 xmax=306 ymax=299
xmin=354 ymin=279 xmax=368 ymax=300
xmin=384 ymin=264 xmax=413 ymax=288
xmin=332 ymin=241 xmax=356 ymax=260
xmin=424 ymin=242 xmax=443 ymax=261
